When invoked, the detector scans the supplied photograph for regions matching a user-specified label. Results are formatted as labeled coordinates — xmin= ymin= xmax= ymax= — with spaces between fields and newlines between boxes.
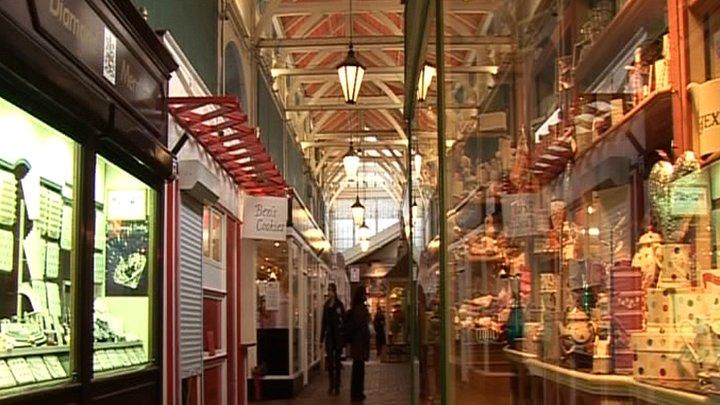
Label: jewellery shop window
xmin=92 ymin=156 xmax=156 ymax=374
xmin=0 ymin=96 xmax=77 ymax=394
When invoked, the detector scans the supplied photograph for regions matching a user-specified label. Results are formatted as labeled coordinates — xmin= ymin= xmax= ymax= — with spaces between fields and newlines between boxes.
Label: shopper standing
xmin=320 ymin=283 xmax=345 ymax=396
xmin=347 ymin=287 xmax=370 ymax=401
xmin=373 ymin=307 xmax=386 ymax=358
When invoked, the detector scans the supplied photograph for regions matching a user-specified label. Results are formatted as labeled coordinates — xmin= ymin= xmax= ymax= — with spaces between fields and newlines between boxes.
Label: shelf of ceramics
xmin=529 ymin=126 xmax=574 ymax=184
xmin=504 ymin=348 xmax=711 ymax=404
xmin=574 ymin=0 xmax=667 ymax=87
xmin=538 ymin=89 xmax=672 ymax=190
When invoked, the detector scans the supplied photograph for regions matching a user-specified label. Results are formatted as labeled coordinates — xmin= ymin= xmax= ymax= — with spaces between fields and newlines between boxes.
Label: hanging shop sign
xmin=243 ymin=195 xmax=288 ymax=241
xmin=350 ymin=266 xmax=360 ymax=283
xmin=28 ymin=0 xmax=164 ymax=133
xmin=688 ymin=78 xmax=720 ymax=157
xmin=265 ymin=281 xmax=280 ymax=311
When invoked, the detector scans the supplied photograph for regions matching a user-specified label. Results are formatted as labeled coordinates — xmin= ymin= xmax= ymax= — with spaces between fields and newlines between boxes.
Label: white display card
xmin=32 ymin=281 xmax=48 ymax=312
xmin=0 ymin=360 xmax=17 ymax=388
xmin=26 ymin=357 xmax=52 ymax=382
xmin=42 ymin=356 xmax=67 ymax=379
xmin=106 ymin=350 xmax=123 ymax=369
xmin=93 ymin=352 xmax=104 ymax=371
xmin=45 ymin=242 xmax=60 ymax=278
xmin=0 ymin=229 xmax=13 ymax=272
xmin=115 ymin=349 xmax=132 ymax=367
xmin=94 ymin=252 xmax=105 ymax=284
xmin=132 ymin=347 xmax=146 ymax=363
xmin=24 ymin=230 xmax=46 ymax=280
xmin=7 ymin=358 xmax=35 ymax=385
xmin=46 ymin=283 xmax=61 ymax=317
xmin=96 ymin=351 xmax=112 ymax=370
xmin=95 ymin=209 xmax=106 ymax=250
xmin=60 ymin=205 xmax=72 ymax=250
xmin=125 ymin=348 xmax=140 ymax=365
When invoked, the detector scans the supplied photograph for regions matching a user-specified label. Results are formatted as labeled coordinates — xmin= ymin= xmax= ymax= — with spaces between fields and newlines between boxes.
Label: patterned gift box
xmin=611 ymin=291 xmax=644 ymax=312
xmin=631 ymin=330 xmax=697 ymax=352
xmin=613 ymin=310 xmax=644 ymax=343
xmin=693 ymin=327 xmax=720 ymax=365
xmin=657 ymin=244 xmax=692 ymax=288
xmin=632 ymin=329 xmax=700 ymax=381
xmin=645 ymin=288 xmax=712 ymax=326
xmin=540 ymin=273 xmax=558 ymax=293
xmin=633 ymin=350 xmax=699 ymax=381
xmin=614 ymin=349 xmax=635 ymax=374
xmin=611 ymin=266 xmax=642 ymax=291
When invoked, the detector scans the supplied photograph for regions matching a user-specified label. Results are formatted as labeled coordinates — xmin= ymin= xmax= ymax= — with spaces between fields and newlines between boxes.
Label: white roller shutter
xmin=179 ymin=195 xmax=203 ymax=378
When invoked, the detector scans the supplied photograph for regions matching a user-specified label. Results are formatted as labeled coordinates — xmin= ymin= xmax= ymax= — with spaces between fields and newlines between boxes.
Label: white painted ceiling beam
xmin=285 ymin=102 xmax=481 ymax=111
xmin=258 ymin=35 xmax=513 ymax=50
xmin=302 ymin=140 xmax=409 ymax=148
xmin=269 ymin=0 xmax=502 ymax=15
xmin=272 ymin=65 xmax=499 ymax=77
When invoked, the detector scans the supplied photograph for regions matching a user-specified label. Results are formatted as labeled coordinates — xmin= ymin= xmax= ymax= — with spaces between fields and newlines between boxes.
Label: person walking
xmin=346 ymin=287 xmax=370 ymax=401
xmin=373 ymin=307 xmax=386 ymax=358
xmin=320 ymin=283 xmax=345 ymax=396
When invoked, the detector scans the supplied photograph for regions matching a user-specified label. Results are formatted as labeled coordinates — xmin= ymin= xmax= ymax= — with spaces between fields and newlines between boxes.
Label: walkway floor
xmin=254 ymin=360 xmax=412 ymax=405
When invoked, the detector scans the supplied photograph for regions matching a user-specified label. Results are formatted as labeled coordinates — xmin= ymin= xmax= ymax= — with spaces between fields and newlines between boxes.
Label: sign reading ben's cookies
xmin=689 ymin=78 xmax=720 ymax=157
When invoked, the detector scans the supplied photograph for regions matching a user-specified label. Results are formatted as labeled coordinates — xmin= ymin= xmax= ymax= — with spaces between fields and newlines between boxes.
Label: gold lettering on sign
xmin=120 ymin=59 xmax=138 ymax=93
xmin=49 ymin=0 xmax=91 ymax=43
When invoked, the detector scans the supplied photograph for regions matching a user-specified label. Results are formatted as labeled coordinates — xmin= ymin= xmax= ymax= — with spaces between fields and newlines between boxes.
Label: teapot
xmin=631 ymin=227 xmax=663 ymax=290
xmin=560 ymin=307 xmax=595 ymax=355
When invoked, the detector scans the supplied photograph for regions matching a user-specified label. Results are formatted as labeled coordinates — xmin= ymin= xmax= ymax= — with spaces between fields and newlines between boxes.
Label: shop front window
xmin=413 ymin=2 xmax=720 ymax=404
xmin=203 ymin=207 xmax=223 ymax=263
xmin=0 ymin=96 xmax=77 ymax=394
xmin=93 ymin=157 xmax=156 ymax=374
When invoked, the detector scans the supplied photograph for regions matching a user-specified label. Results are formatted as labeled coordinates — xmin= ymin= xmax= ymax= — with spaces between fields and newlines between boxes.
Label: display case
xmin=413 ymin=0 xmax=720 ymax=403
xmin=0 ymin=1 xmax=175 ymax=402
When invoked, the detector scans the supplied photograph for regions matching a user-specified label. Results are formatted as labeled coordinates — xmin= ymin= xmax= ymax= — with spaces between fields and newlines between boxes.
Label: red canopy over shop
xmin=168 ymin=96 xmax=287 ymax=197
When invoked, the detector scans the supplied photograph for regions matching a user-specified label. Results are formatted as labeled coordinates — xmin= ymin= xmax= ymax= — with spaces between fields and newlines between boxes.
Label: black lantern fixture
xmin=417 ymin=63 xmax=436 ymax=102
xmin=337 ymin=0 xmax=365 ymax=104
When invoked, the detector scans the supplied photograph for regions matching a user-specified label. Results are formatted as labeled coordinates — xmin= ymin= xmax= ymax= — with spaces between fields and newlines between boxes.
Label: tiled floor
xmin=254 ymin=360 xmax=412 ymax=405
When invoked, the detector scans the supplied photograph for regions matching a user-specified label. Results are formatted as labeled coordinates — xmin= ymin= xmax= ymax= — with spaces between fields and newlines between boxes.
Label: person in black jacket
xmin=373 ymin=307 xmax=386 ymax=358
xmin=347 ymin=286 xmax=370 ymax=401
xmin=320 ymin=282 xmax=345 ymax=396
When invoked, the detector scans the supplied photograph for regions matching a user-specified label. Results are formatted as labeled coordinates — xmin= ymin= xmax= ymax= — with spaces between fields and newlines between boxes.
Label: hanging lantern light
xmin=351 ymin=194 xmax=365 ymax=227
xmin=357 ymin=219 xmax=371 ymax=240
xmin=343 ymin=143 xmax=360 ymax=180
xmin=413 ymin=149 xmax=423 ymax=179
xmin=337 ymin=0 xmax=364 ymax=104
xmin=360 ymin=238 xmax=370 ymax=252
xmin=417 ymin=63 xmax=436 ymax=102
xmin=337 ymin=45 xmax=365 ymax=104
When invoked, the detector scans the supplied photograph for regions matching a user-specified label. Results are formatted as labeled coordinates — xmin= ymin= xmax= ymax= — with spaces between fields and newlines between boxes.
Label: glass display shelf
xmin=504 ymin=347 xmax=713 ymax=403
xmin=573 ymin=0 xmax=667 ymax=87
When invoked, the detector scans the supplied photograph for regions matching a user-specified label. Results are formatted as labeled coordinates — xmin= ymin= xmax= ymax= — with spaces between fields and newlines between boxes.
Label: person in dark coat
xmin=373 ymin=307 xmax=386 ymax=357
xmin=347 ymin=286 xmax=370 ymax=401
xmin=320 ymin=283 xmax=345 ymax=396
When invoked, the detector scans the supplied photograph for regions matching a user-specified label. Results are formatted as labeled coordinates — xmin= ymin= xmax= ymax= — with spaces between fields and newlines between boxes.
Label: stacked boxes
xmin=631 ymin=244 xmax=720 ymax=381
xmin=540 ymin=273 xmax=561 ymax=362
xmin=610 ymin=260 xmax=643 ymax=374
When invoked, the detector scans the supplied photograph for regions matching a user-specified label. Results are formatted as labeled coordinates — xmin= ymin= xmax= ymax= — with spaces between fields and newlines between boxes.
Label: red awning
xmin=168 ymin=96 xmax=288 ymax=197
